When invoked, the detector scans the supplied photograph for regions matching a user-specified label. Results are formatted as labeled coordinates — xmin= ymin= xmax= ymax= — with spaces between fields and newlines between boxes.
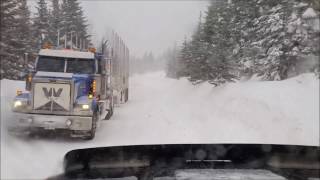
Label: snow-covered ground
xmin=1 ymin=72 xmax=319 ymax=179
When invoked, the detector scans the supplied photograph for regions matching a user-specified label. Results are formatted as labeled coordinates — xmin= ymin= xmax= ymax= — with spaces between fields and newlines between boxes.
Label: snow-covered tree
xmin=49 ymin=0 xmax=62 ymax=46
xmin=34 ymin=0 xmax=51 ymax=48
xmin=174 ymin=1 xmax=239 ymax=85
xmin=166 ymin=44 xmax=180 ymax=78
xmin=175 ymin=37 xmax=191 ymax=78
xmin=175 ymin=12 xmax=212 ymax=83
xmin=173 ymin=0 xmax=319 ymax=84
xmin=289 ymin=5 xmax=320 ymax=76
xmin=60 ymin=0 xmax=89 ymax=48
xmin=16 ymin=0 xmax=35 ymax=53
xmin=1 ymin=0 xmax=19 ymax=79
xmin=1 ymin=0 xmax=92 ymax=80
xmin=1 ymin=0 xmax=34 ymax=80
xmin=250 ymin=1 xmax=292 ymax=80
xmin=201 ymin=1 xmax=238 ymax=85
xmin=249 ymin=0 xmax=319 ymax=80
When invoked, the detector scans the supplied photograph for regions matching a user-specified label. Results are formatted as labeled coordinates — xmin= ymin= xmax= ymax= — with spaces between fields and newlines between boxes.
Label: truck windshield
xmin=66 ymin=59 xmax=95 ymax=74
xmin=36 ymin=56 xmax=95 ymax=74
xmin=36 ymin=56 xmax=65 ymax=72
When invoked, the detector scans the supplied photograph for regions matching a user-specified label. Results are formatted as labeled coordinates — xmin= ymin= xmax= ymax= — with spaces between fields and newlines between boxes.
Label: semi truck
xmin=11 ymin=33 xmax=129 ymax=140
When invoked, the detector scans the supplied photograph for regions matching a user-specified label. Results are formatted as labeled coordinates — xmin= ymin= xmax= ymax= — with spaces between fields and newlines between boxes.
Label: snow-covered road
xmin=1 ymin=72 xmax=319 ymax=179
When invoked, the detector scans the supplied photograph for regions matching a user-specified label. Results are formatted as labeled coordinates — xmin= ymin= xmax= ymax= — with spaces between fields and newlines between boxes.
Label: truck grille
xmin=33 ymin=82 xmax=71 ymax=112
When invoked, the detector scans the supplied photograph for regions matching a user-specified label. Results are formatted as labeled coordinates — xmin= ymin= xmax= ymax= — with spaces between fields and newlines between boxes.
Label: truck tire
xmin=125 ymin=88 xmax=129 ymax=102
xmin=84 ymin=113 xmax=97 ymax=140
xmin=104 ymin=103 xmax=113 ymax=120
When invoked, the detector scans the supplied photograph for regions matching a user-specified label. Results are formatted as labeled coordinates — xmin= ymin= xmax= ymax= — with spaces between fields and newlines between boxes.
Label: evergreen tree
xmin=248 ymin=0 xmax=319 ymax=80
xmin=202 ymin=0 xmax=238 ymax=85
xmin=1 ymin=0 xmax=92 ymax=79
xmin=16 ymin=0 xmax=35 ymax=53
xmin=286 ymin=2 xmax=320 ymax=77
xmin=34 ymin=0 xmax=51 ymax=48
xmin=166 ymin=45 xmax=180 ymax=78
xmin=250 ymin=0 xmax=293 ymax=80
xmin=174 ymin=0 xmax=319 ymax=84
xmin=1 ymin=0 xmax=34 ymax=79
xmin=61 ymin=0 xmax=89 ymax=47
xmin=49 ymin=0 xmax=62 ymax=46
xmin=228 ymin=0 xmax=260 ymax=79
xmin=176 ymin=37 xmax=191 ymax=78
xmin=187 ymin=12 xmax=211 ymax=83
xmin=1 ymin=0 xmax=19 ymax=79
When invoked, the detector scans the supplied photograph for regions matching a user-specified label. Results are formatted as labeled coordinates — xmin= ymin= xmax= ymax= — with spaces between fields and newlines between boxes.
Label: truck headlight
xmin=14 ymin=100 xmax=22 ymax=108
xmin=82 ymin=104 xmax=90 ymax=110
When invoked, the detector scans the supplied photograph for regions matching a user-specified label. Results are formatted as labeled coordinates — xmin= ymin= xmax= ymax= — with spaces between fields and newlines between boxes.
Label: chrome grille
xmin=33 ymin=82 xmax=71 ymax=112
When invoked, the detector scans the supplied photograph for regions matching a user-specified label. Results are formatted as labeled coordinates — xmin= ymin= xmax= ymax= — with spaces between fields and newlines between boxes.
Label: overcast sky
xmin=28 ymin=1 xmax=209 ymax=57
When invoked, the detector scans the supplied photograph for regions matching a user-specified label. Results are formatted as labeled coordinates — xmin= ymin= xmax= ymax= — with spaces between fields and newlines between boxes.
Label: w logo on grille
xmin=43 ymin=87 xmax=63 ymax=98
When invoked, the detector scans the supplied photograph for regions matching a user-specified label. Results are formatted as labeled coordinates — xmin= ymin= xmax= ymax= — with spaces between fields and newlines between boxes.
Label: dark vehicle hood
xmin=48 ymin=144 xmax=319 ymax=180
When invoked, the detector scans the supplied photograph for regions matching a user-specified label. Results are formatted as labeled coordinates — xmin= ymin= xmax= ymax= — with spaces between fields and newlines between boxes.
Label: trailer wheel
xmin=84 ymin=113 xmax=97 ymax=140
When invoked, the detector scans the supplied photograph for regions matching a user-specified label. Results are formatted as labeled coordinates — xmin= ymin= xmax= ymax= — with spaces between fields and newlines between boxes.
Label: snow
xmin=1 ymin=72 xmax=319 ymax=179
xmin=302 ymin=8 xmax=317 ymax=19
xmin=296 ymin=2 xmax=308 ymax=8
xmin=39 ymin=49 xmax=94 ymax=59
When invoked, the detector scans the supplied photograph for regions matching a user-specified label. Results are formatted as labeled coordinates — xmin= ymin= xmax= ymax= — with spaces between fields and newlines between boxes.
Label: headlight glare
xmin=14 ymin=100 xmax=22 ymax=108
xmin=82 ymin=104 xmax=90 ymax=110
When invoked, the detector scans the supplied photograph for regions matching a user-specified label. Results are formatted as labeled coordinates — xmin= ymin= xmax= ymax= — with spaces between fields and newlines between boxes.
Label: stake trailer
xmin=11 ymin=40 xmax=129 ymax=140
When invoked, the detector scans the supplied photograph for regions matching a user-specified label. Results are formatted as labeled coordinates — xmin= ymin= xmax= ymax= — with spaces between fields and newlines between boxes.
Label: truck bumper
xmin=11 ymin=112 xmax=92 ymax=131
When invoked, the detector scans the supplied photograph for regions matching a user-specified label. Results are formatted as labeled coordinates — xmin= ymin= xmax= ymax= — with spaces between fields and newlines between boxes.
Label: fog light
xmin=14 ymin=100 xmax=22 ymax=108
xmin=82 ymin=104 xmax=89 ymax=110
xmin=66 ymin=119 xmax=72 ymax=126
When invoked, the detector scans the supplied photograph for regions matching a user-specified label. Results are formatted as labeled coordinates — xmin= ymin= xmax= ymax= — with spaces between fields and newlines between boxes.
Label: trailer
xmin=103 ymin=31 xmax=129 ymax=105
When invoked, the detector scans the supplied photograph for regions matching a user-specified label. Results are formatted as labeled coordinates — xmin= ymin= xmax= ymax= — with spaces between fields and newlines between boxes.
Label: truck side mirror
xmin=23 ymin=52 xmax=36 ymax=72
xmin=29 ymin=67 xmax=36 ymax=73
xmin=19 ymin=72 xmax=27 ymax=79
xmin=18 ymin=53 xmax=29 ymax=80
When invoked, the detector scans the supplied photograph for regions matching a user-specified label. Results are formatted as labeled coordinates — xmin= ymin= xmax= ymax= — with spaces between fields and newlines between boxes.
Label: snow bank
xmin=1 ymin=72 xmax=319 ymax=179
xmin=115 ymin=72 xmax=319 ymax=147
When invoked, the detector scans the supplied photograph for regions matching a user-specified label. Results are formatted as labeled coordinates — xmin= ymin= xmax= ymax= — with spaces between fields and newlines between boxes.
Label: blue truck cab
xmin=11 ymin=48 xmax=114 ymax=140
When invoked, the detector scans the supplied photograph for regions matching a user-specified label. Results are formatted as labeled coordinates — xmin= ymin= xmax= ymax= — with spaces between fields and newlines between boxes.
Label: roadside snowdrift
xmin=1 ymin=72 xmax=319 ymax=179
xmin=115 ymin=72 xmax=319 ymax=146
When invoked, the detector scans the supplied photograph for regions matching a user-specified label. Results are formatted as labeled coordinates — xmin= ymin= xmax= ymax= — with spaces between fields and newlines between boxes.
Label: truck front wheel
xmin=104 ymin=101 xmax=114 ymax=120
xmin=104 ymin=106 xmax=113 ymax=120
